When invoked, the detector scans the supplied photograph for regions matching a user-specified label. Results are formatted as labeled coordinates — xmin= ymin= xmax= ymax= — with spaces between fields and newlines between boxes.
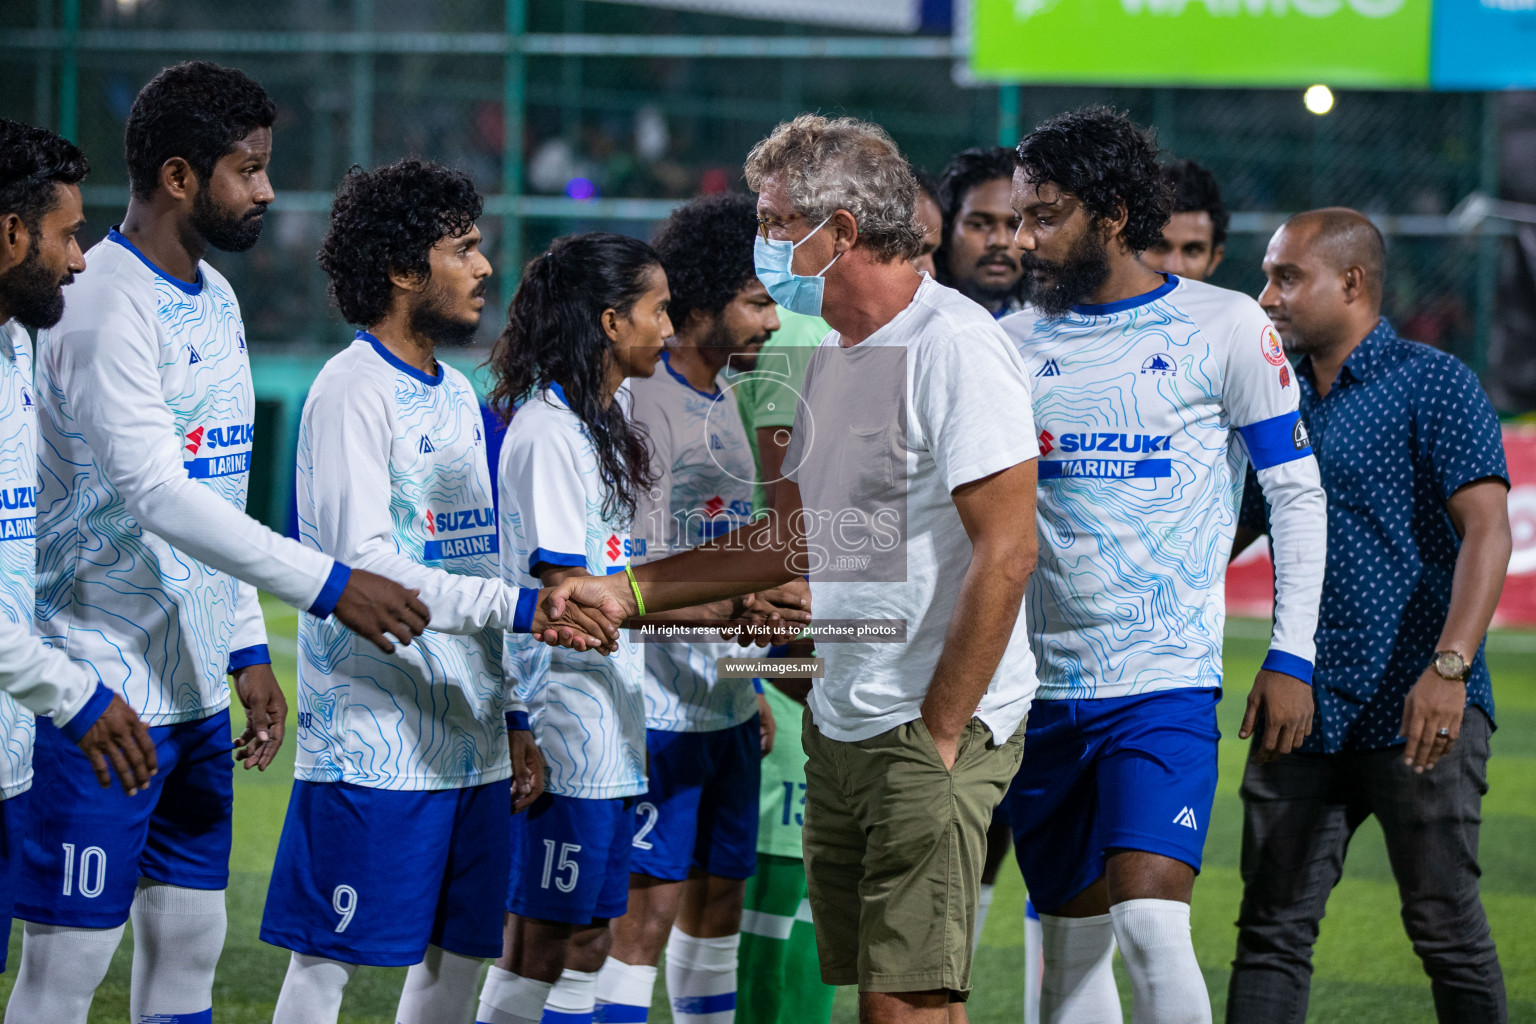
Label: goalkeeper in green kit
xmin=731 ymin=308 xmax=836 ymax=1024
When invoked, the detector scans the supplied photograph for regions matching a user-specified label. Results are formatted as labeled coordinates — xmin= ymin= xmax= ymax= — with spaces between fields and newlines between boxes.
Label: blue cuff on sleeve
xmin=56 ymin=682 xmax=115 ymax=743
xmin=1262 ymin=649 xmax=1314 ymax=685
xmin=1238 ymin=411 xmax=1312 ymax=471
xmin=766 ymin=644 xmax=789 ymax=659
xmin=227 ymin=645 xmax=271 ymax=674
xmin=512 ymin=588 xmax=538 ymax=634
xmin=753 ymin=677 xmax=765 ymax=694
xmin=306 ymin=561 xmax=352 ymax=619
xmin=528 ymin=548 xmax=587 ymax=573
xmin=506 ymin=710 xmax=531 ymax=731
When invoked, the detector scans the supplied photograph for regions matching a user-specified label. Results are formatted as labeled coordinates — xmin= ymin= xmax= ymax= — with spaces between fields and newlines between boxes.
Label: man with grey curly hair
xmin=745 ymin=113 xmax=1043 ymax=1022
xmin=549 ymin=113 xmax=1041 ymax=1022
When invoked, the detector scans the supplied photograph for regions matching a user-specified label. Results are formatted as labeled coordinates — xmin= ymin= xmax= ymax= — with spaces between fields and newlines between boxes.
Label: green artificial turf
xmin=4 ymin=600 xmax=1531 ymax=1022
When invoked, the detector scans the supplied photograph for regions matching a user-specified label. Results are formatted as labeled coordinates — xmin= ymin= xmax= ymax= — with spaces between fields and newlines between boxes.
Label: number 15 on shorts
xmin=541 ymin=840 xmax=580 ymax=893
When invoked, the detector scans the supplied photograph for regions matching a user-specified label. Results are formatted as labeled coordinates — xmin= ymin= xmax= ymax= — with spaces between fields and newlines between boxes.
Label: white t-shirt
xmin=784 ymin=275 xmax=1040 ymax=744
xmin=499 ymin=385 xmax=646 ymax=799
xmin=628 ymin=353 xmax=759 ymax=733
xmin=0 ymin=321 xmax=103 ymax=798
xmin=34 ymin=231 xmax=340 ymax=725
xmin=294 ymin=335 xmax=534 ymax=791
xmin=1001 ymin=276 xmax=1326 ymax=700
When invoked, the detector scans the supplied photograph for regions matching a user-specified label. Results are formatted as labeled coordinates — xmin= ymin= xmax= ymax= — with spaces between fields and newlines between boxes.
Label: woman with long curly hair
xmin=478 ymin=232 xmax=670 ymax=1024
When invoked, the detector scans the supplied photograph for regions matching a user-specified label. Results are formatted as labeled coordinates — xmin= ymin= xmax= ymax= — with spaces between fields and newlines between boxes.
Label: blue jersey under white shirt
xmin=627 ymin=353 xmax=760 ymax=734
xmin=293 ymin=333 xmax=536 ymax=791
xmin=1001 ymin=276 xmax=1327 ymax=700
xmin=499 ymin=385 xmax=646 ymax=800
xmin=34 ymin=230 xmax=348 ymax=726
xmin=0 ymin=321 xmax=108 ymax=798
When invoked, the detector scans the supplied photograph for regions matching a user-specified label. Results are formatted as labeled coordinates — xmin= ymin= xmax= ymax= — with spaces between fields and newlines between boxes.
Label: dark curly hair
xmin=650 ymin=193 xmax=758 ymax=332
xmin=126 ymin=61 xmax=275 ymax=201
xmin=0 ymin=120 xmax=89 ymax=232
xmin=487 ymin=233 xmax=659 ymax=524
xmin=933 ymin=146 xmax=1018 ymax=289
xmin=1017 ymin=107 xmax=1172 ymax=254
xmin=913 ymin=167 xmax=940 ymax=206
xmin=1162 ymin=159 xmax=1230 ymax=249
xmin=318 ymin=159 xmax=483 ymax=327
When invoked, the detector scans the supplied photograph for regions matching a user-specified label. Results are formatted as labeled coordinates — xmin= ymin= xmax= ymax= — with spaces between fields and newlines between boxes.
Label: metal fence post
xmin=502 ymin=0 xmax=528 ymax=312
xmin=996 ymin=84 xmax=1020 ymax=149
xmin=57 ymin=0 xmax=78 ymax=141
xmin=1473 ymin=92 xmax=1500 ymax=376
xmin=349 ymin=0 xmax=374 ymax=170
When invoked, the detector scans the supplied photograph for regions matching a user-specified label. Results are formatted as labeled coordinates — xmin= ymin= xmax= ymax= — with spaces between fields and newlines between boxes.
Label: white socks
xmin=594 ymin=956 xmax=658 ymax=1022
xmin=664 ymin=927 xmax=739 ymax=1024
xmin=1039 ymin=912 xmax=1122 ymax=1024
xmin=973 ymin=883 xmax=996 ymax=946
xmin=273 ymin=953 xmax=358 ymax=1024
xmin=475 ymin=965 xmax=553 ymax=1024
xmin=128 ymin=881 xmax=226 ymax=1024
xmin=397 ymin=945 xmax=487 ymax=1024
xmin=1110 ymin=899 xmax=1210 ymax=1024
xmin=1024 ymin=900 xmax=1044 ymax=1024
xmin=543 ymin=967 xmax=599 ymax=1022
xmin=4 ymin=921 xmax=125 ymax=1024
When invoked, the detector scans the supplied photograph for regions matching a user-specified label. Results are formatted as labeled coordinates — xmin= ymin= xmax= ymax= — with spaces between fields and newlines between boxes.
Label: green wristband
xmin=624 ymin=564 xmax=646 ymax=617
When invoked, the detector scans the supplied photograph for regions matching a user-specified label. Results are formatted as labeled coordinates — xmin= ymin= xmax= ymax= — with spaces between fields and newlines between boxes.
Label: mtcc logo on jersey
xmin=1293 ymin=419 xmax=1311 ymax=451
xmin=1141 ymin=353 xmax=1177 ymax=376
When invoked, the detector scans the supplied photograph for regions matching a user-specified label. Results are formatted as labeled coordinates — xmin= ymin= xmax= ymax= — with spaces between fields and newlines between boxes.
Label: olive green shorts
xmin=800 ymin=711 xmax=1027 ymax=996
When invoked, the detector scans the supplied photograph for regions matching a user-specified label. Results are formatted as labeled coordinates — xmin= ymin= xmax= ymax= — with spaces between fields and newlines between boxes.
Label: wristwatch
xmin=1432 ymin=650 xmax=1470 ymax=682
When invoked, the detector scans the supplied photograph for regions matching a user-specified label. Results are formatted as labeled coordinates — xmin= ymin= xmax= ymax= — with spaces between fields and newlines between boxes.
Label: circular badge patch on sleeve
xmin=1261 ymin=325 xmax=1287 ymax=366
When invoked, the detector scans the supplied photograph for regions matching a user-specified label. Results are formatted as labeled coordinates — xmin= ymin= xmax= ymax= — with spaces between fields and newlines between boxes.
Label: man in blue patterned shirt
xmin=1230 ymin=208 xmax=1511 ymax=1024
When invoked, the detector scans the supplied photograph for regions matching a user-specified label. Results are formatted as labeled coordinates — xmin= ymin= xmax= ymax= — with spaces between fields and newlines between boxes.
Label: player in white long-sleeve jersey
xmin=475 ymin=233 xmax=670 ymax=1024
xmin=0 ymin=119 xmax=161 ymax=976
xmin=261 ymin=160 xmax=621 ymax=1024
xmin=998 ymin=109 xmax=1327 ymax=1024
xmin=6 ymin=65 xmax=437 ymax=1024
xmin=596 ymin=193 xmax=808 ymax=1024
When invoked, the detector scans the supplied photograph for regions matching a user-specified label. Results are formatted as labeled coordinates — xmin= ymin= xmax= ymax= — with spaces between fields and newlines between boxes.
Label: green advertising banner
xmin=970 ymin=0 xmax=1434 ymax=88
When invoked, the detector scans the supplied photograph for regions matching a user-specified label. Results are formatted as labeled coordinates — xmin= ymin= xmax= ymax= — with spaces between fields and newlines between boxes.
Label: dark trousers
xmin=1227 ymin=706 xmax=1505 ymax=1024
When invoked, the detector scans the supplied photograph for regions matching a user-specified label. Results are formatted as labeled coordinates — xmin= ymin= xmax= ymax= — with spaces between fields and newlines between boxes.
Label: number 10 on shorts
xmin=541 ymin=840 xmax=580 ymax=893
xmin=60 ymin=843 xmax=107 ymax=898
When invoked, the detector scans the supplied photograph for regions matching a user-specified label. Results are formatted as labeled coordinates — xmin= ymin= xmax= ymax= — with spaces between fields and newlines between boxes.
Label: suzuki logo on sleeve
xmin=1037 ymin=430 xmax=1055 ymax=456
xmin=606 ymin=534 xmax=622 ymax=561
xmin=184 ymin=426 xmax=205 ymax=454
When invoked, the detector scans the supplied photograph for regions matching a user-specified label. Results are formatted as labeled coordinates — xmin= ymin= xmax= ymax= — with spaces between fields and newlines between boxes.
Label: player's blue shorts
xmin=0 ymin=788 xmax=31 ymax=972
xmin=260 ymin=779 xmax=509 ymax=966
xmin=509 ymin=792 xmax=633 ymax=925
xmin=16 ymin=710 xmax=234 ymax=928
xmin=631 ymin=717 xmax=761 ymax=882
xmin=1005 ymin=687 xmax=1220 ymax=913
